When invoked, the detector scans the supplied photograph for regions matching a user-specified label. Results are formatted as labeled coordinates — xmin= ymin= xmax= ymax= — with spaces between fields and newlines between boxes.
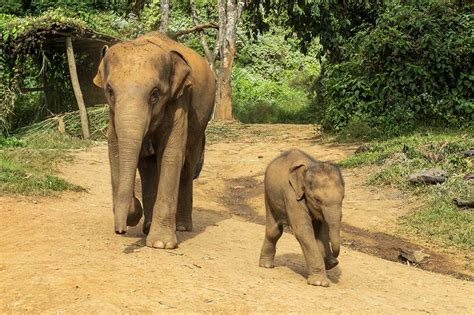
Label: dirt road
xmin=1 ymin=124 xmax=472 ymax=313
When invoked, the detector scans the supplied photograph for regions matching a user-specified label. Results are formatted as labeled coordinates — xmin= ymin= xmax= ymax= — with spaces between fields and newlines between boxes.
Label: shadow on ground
xmin=220 ymin=175 xmax=473 ymax=281
xmin=122 ymin=207 xmax=231 ymax=254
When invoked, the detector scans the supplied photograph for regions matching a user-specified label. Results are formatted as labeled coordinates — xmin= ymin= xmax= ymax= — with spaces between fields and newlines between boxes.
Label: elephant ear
xmin=170 ymin=50 xmax=192 ymax=100
xmin=93 ymin=45 xmax=109 ymax=87
xmin=289 ymin=160 xmax=307 ymax=201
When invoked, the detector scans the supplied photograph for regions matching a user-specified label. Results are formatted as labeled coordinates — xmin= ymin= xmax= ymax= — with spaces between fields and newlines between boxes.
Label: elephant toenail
xmin=115 ymin=229 xmax=126 ymax=235
xmin=154 ymin=241 xmax=165 ymax=248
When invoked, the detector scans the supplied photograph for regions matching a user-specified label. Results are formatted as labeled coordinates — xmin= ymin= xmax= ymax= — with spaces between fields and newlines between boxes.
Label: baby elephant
xmin=259 ymin=149 xmax=344 ymax=287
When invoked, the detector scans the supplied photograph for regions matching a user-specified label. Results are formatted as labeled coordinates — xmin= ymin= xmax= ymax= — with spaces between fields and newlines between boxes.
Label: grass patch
xmin=339 ymin=129 xmax=474 ymax=250
xmin=400 ymin=196 xmax=473 ymax=250
xmin=0 ymin=131 xmax=88 ymax=195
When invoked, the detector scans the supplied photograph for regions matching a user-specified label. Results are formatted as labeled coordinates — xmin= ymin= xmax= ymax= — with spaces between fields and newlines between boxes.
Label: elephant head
xmin=93 ymin=42 xmax=192 ymax=234
xmin=289 ymin=161 xmax=344 ymax=258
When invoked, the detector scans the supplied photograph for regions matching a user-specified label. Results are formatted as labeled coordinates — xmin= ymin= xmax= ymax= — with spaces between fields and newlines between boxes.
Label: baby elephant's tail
xmin=193 ymin=135 xmax=205 ymax=180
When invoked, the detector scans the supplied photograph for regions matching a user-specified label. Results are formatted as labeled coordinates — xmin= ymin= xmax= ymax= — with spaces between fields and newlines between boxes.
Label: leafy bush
xmin=340 ymin=130 xmax=474 ymax=249
xmin=232 ymin=66 xmax=313 ymax=123
xmin=317 ymin=0 xmax=473 ymax=135
xmin=0 ymin=136 xmax=23 ymax=147
xmin=232 ymin=26 xmax=320 ymax=123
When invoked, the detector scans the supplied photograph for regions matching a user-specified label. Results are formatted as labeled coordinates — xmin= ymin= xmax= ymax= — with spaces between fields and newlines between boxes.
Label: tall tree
xmin=172 ymin=0 xmax=245 ymax=120
xmin=213 ymin=0 xmax=245 ymax=120
xmin=158 ymin=0 xmax=170 ymax=32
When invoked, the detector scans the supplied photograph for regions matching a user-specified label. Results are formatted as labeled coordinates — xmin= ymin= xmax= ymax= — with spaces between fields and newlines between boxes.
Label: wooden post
xmin=65 ymin=37 xmax=90 ymax=139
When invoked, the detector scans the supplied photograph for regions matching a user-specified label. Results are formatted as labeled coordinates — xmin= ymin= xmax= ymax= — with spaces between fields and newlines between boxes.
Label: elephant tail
xmin=193 ymin=135 xmax=205 ymax=180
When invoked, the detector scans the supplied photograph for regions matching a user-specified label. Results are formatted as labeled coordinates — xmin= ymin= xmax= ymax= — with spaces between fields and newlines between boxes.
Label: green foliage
xmin=247 ymin=0 xmax=385 ymax=61
xmin=232 ymin=25 xmax=320 ymax=123
xmin=318 ymin=1 xmax=473 ymax=135
xmin=1 ymin=0 xmax=131 ymax=16
xmin=232 ymin=66 xmax=312 ymax=123
xmin=340 ymin=130 xmax=474 ymax=249
xmin=0 ymin=135 xmax=23 ymax=147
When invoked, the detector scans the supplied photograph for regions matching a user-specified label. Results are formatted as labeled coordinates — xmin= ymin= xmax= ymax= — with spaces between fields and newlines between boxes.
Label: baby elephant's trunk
xmin=329 ymin=227 xmax=340 ymax=258
xmin=323 ymin=206 xmax=341 ymax=258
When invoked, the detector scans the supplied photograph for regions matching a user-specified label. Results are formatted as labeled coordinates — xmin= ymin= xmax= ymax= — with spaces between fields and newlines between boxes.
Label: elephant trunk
xmin=113 ymin=102 xmax=149 ymax=234
xmin=328 ymin=226 xmax=341 ymax=258
xmin=323 ymin=206 xmax=342 ymax=258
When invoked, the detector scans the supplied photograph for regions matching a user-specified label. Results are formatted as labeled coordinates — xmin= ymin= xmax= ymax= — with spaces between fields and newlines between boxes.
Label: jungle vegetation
xmin=0 ymin=0 xmax=472 ymax=250
xmin=1 ymin=0 xmax=472 ymax=136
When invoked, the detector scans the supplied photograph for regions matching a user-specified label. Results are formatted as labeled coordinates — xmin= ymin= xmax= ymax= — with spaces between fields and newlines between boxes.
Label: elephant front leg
xmin=313 ymin=220 xmax=339 ymax=270
xmin=289 ymin=200 xmax=330 ymax=287
xmin=146 ymin=106 xmax=188 ymax=249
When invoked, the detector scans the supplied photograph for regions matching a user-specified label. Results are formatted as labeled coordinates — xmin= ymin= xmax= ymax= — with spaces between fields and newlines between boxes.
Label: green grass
xmin=339 ymin=129 xmax=474 ymax=250
xmin=0 ymin=131 xmax=88 ymax=195
xmin=400 ymin=196 xmax=473 ymax=250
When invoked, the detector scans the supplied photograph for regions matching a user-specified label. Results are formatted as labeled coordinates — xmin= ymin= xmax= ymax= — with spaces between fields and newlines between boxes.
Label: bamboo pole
xmin=65 ymin=37 xmax=90 ymax=139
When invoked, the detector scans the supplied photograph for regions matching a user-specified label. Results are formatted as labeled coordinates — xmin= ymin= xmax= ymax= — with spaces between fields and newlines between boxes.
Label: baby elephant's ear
xmin=289 ymin=160 xmax=307 ymax=201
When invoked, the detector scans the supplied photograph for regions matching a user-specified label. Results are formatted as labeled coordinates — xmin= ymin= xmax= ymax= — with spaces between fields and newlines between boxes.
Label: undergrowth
xmin=0 ymin=131 xmax=88 ymax=195
xmin=340 ymin=130 xmax=473 ymax=250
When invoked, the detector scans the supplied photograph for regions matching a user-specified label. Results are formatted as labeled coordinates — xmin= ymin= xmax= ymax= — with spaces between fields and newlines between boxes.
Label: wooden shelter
xmin=2 ymin=21 xmax=119 ymax=138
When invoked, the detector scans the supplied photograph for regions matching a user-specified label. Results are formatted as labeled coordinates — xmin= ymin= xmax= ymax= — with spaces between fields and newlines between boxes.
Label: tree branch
xmin=190 ymin=0 xmax=215 ymax=69
xmin=168 ymin=22 xmax=218 ymax=39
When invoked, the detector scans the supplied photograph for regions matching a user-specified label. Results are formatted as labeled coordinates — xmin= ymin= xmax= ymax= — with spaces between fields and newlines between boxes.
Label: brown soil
xmin=1 ymin=123 xmax=472 ymax=313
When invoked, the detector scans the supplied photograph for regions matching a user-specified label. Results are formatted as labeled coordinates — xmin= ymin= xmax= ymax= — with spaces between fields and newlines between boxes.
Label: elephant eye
xmin=106 ymin=84 xmax=115 ymax=103
xmin=150 ymin=88 xmax=160 ymax=104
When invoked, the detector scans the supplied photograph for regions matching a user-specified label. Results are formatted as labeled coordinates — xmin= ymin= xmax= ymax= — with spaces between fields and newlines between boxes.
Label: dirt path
xmin=1 ymin=124 xmax=472 ymax=313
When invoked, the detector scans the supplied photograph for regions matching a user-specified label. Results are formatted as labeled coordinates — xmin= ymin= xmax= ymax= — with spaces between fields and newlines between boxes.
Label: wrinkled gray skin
xmin=259 ymin=149 xmax=345 ymax=287
xmin=93 ymin=32 xmax=215 ymax=249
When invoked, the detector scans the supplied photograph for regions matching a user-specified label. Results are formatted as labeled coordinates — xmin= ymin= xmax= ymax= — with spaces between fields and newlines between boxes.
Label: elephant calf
xmin=259 ymin=149 xmax=344 ymax=287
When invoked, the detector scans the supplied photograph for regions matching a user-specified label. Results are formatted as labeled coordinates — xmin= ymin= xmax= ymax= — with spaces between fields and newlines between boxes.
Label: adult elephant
xmin=93 ymin=32 xmax=216 ymax=249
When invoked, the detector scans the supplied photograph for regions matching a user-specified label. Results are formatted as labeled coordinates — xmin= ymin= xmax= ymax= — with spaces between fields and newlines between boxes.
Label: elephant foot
xmin=324 ymin=256 xmax=339 ymax=270
xmin=307 ymin=273 xmax=330 ymax=287
xmin=126 ymin=197 xmax=143 ymax=227
xmin=176 ymin=220 xmax=193 ymax=232
xmin=146 ymin=228 xmax=177 ymax=249
xmin=258 ymin=257 xmax=275 ymax=269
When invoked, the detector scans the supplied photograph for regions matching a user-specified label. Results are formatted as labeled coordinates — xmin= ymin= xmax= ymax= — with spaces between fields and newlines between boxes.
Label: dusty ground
xmin=1 ymin=124 xmax=473 ymax=313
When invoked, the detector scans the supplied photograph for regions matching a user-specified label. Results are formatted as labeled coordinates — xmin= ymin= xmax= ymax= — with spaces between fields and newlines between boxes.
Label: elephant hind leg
xmin=176 ymin=160 xmax=193 ymax=231
xmin=138 ymin=155 xmax=158 ymax=235
xmin=126 ymin=196 xmax=143 ymax=227
xmin=193 ymin=134 xmax=205 ymax=179
xmin=259 ymin=196 xmax=283 ymax=268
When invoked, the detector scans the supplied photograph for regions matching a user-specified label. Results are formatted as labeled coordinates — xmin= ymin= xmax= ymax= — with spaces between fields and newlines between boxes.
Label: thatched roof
xmin=2 ymin=19 xmax=120 ymax=57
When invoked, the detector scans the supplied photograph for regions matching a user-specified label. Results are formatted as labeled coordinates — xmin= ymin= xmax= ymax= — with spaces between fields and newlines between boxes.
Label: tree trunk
xmin=158 ymin=0 xmax=170 ymax=33
xmin=65 ymin=37 xmax=90 ymax=140
xmin=213 ymin=0 xmax=244 ymax=121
